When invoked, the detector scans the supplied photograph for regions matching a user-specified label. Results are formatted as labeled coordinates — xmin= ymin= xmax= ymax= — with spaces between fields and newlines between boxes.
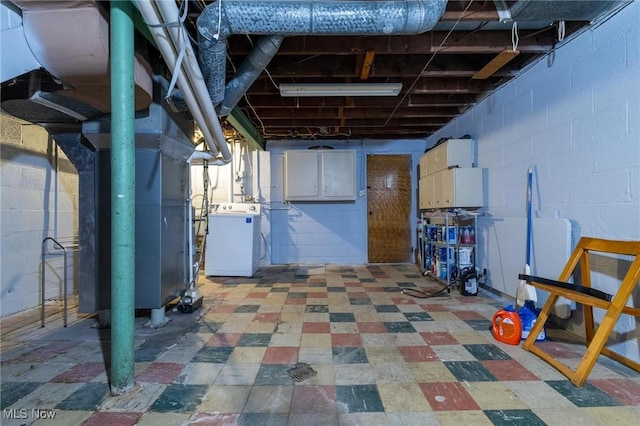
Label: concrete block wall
xmin=427 ymin=2 xmax=640 ymax=362
xmin=1 ymin=113 xmax=79 ymax=317
xmin=267 ymin=139 xmax=427 ymax=265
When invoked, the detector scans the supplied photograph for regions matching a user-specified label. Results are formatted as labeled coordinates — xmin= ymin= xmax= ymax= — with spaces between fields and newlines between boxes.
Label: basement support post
xmin=109 ymin=0 xmax=136 ymax=396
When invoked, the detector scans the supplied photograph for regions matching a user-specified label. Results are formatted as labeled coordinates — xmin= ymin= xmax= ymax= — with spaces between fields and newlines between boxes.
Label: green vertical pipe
xmin=109 ymin=0 xmax=136 ymax=396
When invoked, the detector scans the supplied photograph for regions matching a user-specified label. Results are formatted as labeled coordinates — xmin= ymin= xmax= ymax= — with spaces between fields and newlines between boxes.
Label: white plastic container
xmin=458 ymin=247 xmax=473 ymax=264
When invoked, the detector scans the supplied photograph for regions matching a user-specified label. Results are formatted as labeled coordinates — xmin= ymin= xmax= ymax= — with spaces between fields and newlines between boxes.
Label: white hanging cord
xmin=557 ymin=20 xmax=566 ymax=42
xmin=166 ymin=30 xmax=188 ymax=99
xmin=383 ymin=0 xmax=475 ymax=127
xmin=512 ymin=21 xmax=519 ymax=51
xmin=147 ymin=0 xmax=190 ymax=100
xmin=213 ymin=0 xmax=223 ymax=40
xmin=245 ymin=34 xmax=280 ymax=91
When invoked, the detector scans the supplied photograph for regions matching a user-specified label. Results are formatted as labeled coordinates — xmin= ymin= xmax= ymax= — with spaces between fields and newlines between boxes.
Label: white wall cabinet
xmin=440 ymin=168 xmax=483 ymax=208
xmin=418 ymin=138 xmax=482 ymax=209
xmin=419 ymin=138 xmax=473 ymax=177
xmin=420 ymin=168 xmax=483 ymax=209
xmin=284 ymin=149 xmax=356 ymax=201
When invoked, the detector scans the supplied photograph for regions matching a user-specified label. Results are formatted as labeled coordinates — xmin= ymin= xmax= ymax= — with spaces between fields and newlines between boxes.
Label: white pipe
xmin=153 ymin=0 xmax=233 ymax=163
xmin=134 ymin=1 xmax=231 ymax=164
xmin=135 ymin=1 xmax=218 ymax=157
xmin=186 ymin=150 xmax=216 ymax=286
xmin=188 ymin=151 xmax=216 ymax=162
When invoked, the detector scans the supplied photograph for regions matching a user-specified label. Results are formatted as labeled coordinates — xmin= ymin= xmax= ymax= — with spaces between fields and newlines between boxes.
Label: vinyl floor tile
xmin=198 ymin=385 xmax=252 ymax=413
xmin=465 ymin=382 xmax=528 ymax=410
xmin=237 ymin=333 xmax=273 ymax=347
xmin=3 ymin=264 xmax=638 ymax=425
xmin=336 ymin=384 xmax=385 ymax=413
xmin=192 ymin=346 xmax=234 ymax=363
xmin=80 ymin=411 xmax=142 ymax=426
xmin=483 ymin=409 xmax=547 ymax=425
xmin=546 ymin=380 xmax=622 ymax=407
xmin=419 ymin=382 xmax=480 ymax=411
xmin=99 ymin=382 xmax=165 ymax=412
xmin=377 ymin=383 xmax=432 ymax=412
xmin=290 ymin=385 xmax=337 ymax=413
xmin=481 ymin=359 xmax=540 ymax=381
xmin=443 ymin=361 xmax=497 ymax=383
xmin=237 ymin=412 xmax=289 ymax=425
xmin=148 ymin=383 xmax=208 ymax=413
xmin=215 ymin=363 xmax=261 ymax=385
xmin=435 ymin=410 xmax=493 ymax=425
xmin=589 ymin=378 xmax=640 ymax=405
xmin=55 ymin=382 xmax=110 ymax=411
xmin=244 ymin=385 xmax=293 ymax=413
xmin=1 ymin=382 xmax=43 ymax=409
xmin=332 ymin=347 xmax=369 ymax=364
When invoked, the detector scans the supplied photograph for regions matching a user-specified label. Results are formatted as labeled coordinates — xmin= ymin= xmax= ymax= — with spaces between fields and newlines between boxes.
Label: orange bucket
xmin=492 ymin=307 xmax=522 ymax=345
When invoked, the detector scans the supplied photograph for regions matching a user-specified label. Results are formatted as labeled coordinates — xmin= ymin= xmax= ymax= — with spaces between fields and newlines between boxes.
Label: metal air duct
xmin=197 ymin=0 xmax=448 ymax=116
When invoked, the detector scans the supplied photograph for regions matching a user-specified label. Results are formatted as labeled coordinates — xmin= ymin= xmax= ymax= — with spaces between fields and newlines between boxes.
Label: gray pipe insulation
xmin=197 ymin=0 xmax=448 ymax=116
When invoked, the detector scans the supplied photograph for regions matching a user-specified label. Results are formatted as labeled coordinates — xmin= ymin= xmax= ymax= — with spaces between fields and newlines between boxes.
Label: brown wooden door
xmin=367 ymin=154 xmax=412 ymax=263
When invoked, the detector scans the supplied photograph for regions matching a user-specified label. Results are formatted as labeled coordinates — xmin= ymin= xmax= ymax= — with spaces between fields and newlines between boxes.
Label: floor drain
xmin=287 ymin=363 xmax=317 ymax=382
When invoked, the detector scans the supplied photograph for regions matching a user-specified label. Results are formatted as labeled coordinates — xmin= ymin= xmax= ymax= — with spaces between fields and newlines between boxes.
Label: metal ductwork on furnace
xmin=80 ymin=86 xmax=196 ymax=313
xmin=196 ymin=0 xmax=448 ymax=116
xmin=4 ymin=0 xmax=152 ymax=124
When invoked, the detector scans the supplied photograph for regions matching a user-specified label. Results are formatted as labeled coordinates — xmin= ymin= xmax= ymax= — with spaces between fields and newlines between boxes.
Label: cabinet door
xmin=444 ymin=139 xmax=473 ymax=169
xmin=441 ymin=169 xmax=457 ymax=208
xmin=419 ymin=176 xmax=430 ymax=209
xmin=452 ymin=168 xmax=483 ymax=207
xmin=284 ymin=150 xmax=319 ymax=199
xmin=321 ymin=150 xmax=356 ymax=199
xmin=426 ymin=144 xmax=442 ymax=175
xmin=420 ymin=174 xmax=439 ymax=209
xmin=423 ymin=139 xmax=473 ymax=176
xmin=432 ymin=171 xmax=443 ymax=208
xmin=440 ymin=168 xmax=483 ymax=208
xmin=419 ymin=153 xmax=428 ymax=178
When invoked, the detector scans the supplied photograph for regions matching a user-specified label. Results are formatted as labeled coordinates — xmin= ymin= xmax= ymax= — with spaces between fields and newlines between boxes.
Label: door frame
xmin=365 ymin=153 xmax=415 ymax=263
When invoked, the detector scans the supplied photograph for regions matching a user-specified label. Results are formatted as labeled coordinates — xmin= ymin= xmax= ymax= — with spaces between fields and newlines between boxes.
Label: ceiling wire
xmin=382 ymin=0 xmax=476 ymax=128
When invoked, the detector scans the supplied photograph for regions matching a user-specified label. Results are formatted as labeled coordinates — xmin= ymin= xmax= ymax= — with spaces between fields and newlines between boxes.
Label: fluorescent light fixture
xmin=279 ymin=83 xmax=402 ymax=97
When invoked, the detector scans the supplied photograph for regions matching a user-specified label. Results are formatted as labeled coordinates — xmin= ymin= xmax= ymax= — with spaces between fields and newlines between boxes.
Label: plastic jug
xmin=492 ymin=305 xmax=522 ymax=345
xmin=518 ymin=301 xmax=546 ymax=341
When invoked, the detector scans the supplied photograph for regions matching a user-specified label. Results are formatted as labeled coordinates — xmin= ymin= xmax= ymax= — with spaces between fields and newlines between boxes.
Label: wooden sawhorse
xmin=520 ymin=237 xmax=640 ymax=387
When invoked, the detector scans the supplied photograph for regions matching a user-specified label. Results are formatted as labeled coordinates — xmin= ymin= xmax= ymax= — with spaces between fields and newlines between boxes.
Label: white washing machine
xmin=204 ymin=203 xmax=261 ymax=277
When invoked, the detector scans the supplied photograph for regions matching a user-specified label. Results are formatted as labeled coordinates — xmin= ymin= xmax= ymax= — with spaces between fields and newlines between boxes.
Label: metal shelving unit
xmin=418 ymin=210 xmax=479 ymax=293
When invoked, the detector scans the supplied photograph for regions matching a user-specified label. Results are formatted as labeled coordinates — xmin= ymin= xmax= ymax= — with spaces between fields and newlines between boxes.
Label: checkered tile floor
xmin=2 ymin=264 xmax=639 ymax=425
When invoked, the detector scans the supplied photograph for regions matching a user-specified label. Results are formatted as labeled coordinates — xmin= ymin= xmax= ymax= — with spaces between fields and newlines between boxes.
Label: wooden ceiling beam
xmin=228 ymin=32 xmax=553 ymax=55
xmin=472 ymin=49 xmax=520 ymax=79
xmin=253 ymin=109 xmax=459 ymax=119
xmin=243 ymin=94 xmax=472 ymax=108
xmin=359 ymin=50 xmax=376 ymax=80
xmin=260 ymin=54 xmax=517 ymax=79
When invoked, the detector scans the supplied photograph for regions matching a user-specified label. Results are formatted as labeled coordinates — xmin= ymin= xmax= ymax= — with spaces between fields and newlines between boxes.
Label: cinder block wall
xmin=428 ymin=2 xmax=640 ymax=361
xmin=0 ymin=113 xmax=79 ymax=317
xmin=267 ymin=139 xmax=426 ymax=265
